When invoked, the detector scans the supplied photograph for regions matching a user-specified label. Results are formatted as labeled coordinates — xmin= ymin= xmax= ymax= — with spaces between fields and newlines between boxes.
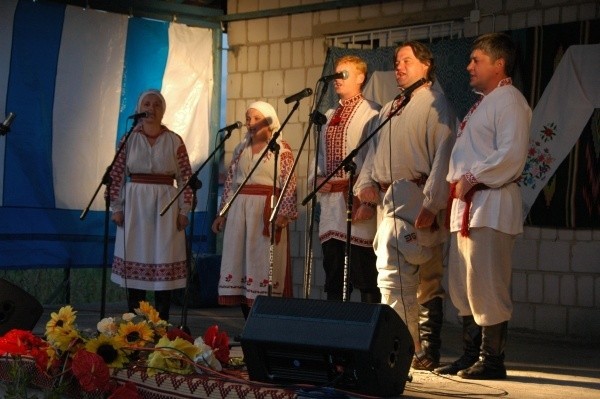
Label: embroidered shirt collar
xmin=338 ymin=93 xmax=363 ymax=107
xmin=474 ymin=77 xmax=513 ymax=97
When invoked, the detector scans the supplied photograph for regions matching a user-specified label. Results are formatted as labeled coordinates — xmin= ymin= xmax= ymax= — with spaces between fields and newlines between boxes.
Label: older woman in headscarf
xmin=212 ymin=101 xmax=298 ymax=319
xmin=107 ymin=89 xmax=193 ymax=322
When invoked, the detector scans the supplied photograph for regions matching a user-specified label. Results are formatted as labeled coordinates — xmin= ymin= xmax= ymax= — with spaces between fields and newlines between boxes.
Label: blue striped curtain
xmin=0 ymin=0 xmax=216 ymax=268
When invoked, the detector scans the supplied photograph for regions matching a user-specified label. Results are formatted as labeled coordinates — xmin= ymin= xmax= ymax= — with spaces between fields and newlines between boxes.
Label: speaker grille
xmin=0 ymin=279 xmax=44 ymax=335
xmin=241 ymin=296 xmax=413 ymax=397
xmin=253 ymin=296 xmax=377 ymax=324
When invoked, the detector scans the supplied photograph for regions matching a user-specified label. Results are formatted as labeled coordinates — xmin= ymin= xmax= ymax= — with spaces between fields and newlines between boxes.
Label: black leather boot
xmin=127 ymin=288 xmax=146 ymax=313
xmin=154 ymin=290 xmax=172 ymax=322
xmin=434 ymin=315 xmax=481 ymax=375
xmin=412 ymin=297 xmax=443 ymax=370
xmin=360 ymin=289 xmax=382 ymax=304
xmin=458 ymin=321 xmax=507 ymax=380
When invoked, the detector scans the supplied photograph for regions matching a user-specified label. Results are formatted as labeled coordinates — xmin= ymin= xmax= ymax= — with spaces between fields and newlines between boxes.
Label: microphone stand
xmin=302 ymin=78 xmax=427 ymax=301
xmin=160 ymin=127 xmax=236 ymax=332
xmin=270 ymin=83 xmax=329 ymax=298
xmin=219 ymin=103 xmax=299 ymax=296
xmin=303 ymin=111 xmax=327 ymax=298
xmin=80 ymin=118 xmax=139 ymax=319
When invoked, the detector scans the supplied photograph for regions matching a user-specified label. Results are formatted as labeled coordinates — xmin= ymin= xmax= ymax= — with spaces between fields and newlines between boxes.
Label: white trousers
xmin=448 ymin=227 xmax=514 ymax=326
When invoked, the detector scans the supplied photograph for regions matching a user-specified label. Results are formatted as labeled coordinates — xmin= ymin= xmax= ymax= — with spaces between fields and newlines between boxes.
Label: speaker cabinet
xmin=0 ymin=279 xmax=44 ymax=336
xmin=240 ymin=296 xmax=414 ymax=397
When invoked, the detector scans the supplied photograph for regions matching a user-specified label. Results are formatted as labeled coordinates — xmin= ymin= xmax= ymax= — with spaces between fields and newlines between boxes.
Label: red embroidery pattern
xmin=218 ymin=140 xmax=297 ymax=220
xmin=107 ymin=135 xmax=129 ymax=203
xmin=109 ymin=366 xmax=297 ymax=399
xmin=387 ymin=95 xmax=406 ymax=118
xmin=112 ymin=257 xmax=187 ymax=282
xmin=320 ymin=230 xmax=373 ymax=247
xmin=175 ymin=137 xmax=193 ymax=207
xmin=325 ymin=93 xmax=363 ymax=179
xmin=457 ymin=96 xmax=483 ymax=137
xmin=458 ymin=77 xmax=512 ymax=137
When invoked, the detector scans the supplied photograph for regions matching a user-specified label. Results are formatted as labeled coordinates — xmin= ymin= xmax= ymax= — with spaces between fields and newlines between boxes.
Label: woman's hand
xmin=177 ymin=214 xmax=189 ymax=231
xmin=275 ymin=215 xmax=290 ymax=229
xmin=111 ymin=211 xmax=124 ymax=227
xmin=212 ymin=216 xmax=226 ymax=233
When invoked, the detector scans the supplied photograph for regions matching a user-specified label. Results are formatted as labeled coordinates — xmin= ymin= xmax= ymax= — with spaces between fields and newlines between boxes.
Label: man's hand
xmin=357 ymin=185 xmax=379 ymax=203
xmin=415 ymin=206 xmax=435 ymax=229
xmin=353 ymin=203 xmax=376 ymax=222
xmin=455 ymin=175 xmax=475 ymax=201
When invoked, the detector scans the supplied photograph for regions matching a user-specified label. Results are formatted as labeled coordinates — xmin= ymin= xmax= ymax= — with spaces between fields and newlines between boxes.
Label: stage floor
xmin=27 ymin=301 xmax=600 ymax=399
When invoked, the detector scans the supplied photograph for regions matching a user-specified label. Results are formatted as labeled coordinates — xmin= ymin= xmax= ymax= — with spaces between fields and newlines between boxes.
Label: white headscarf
xmin=248 ymin=101 xmax=280 ymax=132
xmin=136 ymin=89 xmax=166 ymax=113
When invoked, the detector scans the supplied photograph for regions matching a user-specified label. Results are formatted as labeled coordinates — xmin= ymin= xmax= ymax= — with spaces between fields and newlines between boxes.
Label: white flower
xmin=96 ymin=317 xmax=117 ymax=336
xmin=193 ymin=337 xmax=222 ymax=371
xmin=121 ymin=313 xmax=136 ymax=322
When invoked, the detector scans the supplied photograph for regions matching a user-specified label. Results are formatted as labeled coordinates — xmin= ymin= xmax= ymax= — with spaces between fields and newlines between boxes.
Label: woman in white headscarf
xmin=107 ymin=89 xmax=193 ymax=322
xmin=212 ymin=101 xmax=298 ymax=318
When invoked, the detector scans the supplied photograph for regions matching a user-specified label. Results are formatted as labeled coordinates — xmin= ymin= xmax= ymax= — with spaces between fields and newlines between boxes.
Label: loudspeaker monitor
xmin=240 ymin=296 xmax=414 ymax=397
xmin=0 ymin=278 xmax=44 ymax=336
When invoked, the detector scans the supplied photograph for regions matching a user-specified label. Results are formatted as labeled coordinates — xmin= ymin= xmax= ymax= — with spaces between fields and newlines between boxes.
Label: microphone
xmin=398 ymin=78 xmax=428 ymax=98
xmin=127 ymin=111 xmax=149 ymax=119
xmin=318 ymin=70 xmax=349 ymax=82
xmin=284 ymin=88 xmax=313 ymax=104
xmin=0 ymin=112 xmax=16 ymax=135
xmin=218 ymin=121 xmax=243 ymax=132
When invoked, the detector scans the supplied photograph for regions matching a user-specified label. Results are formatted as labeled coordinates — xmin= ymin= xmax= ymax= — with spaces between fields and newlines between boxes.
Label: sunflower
xmin=116 ymin=321 xmax=154 ymax=349
xmin=45 ymin=325 xmax=82 ymax=353
xmin=85 ymin=334 xmax=128 ymax=368
xmin=136 ymin=301 xmax=162 ymax=324
xmin=146 ymin=336 xmax=200 ymax=376
xmin=45 ymin=305 xmax=77 ymax=334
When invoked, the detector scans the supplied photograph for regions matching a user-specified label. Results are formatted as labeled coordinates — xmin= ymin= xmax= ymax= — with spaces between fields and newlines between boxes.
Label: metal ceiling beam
xmin=39 ymin=0 xmax=223 ymax=29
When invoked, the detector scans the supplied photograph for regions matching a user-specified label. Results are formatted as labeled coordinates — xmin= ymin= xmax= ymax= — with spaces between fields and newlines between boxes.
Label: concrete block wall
xmin=225 ymin=0 xmax=600 ymax=340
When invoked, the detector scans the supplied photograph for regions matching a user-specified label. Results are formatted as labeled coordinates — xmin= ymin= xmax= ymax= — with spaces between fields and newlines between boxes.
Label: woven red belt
xmin=130 ymin=174 xmax=174 ymax=185
xmin=445 ymin=182 xmax=489 ymax=237
xmin=239 ymin=184 xmax=283 ymax=244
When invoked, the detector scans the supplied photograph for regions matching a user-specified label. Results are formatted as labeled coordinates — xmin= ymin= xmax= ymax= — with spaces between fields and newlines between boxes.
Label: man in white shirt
xmin=437 ymin=32 xmax=532 ymax=380
xmin=355 ymin=42 xmax=455 ymax=366
xmin=315 ymin=55 xmax=381 ymax=303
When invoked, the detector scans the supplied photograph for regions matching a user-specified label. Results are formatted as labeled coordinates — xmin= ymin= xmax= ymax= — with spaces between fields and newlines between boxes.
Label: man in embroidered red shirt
xmin=314 ymin=55 xmax=381 ymax=303
xmin=439 ymin=32 xmax=532 ymax=379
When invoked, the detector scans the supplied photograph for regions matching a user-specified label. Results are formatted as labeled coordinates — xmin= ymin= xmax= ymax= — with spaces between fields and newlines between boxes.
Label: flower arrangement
xmin=0 ymin=302 xmax=231 ymax=398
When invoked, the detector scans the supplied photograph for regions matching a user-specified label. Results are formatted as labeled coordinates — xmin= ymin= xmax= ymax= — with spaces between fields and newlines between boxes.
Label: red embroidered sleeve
xmin=175 ymin=136 xmax=194 ymax=213
xmin=106 ymin=136 xmax=127 ymax=212
xmin=218 ymin=149 xmax=242 ymax=214
xmin=279 ymin=140 xmax=298 ymax=220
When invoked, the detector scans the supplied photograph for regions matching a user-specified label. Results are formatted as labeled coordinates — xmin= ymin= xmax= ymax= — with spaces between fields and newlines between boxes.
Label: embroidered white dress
xmin=108 ymin=126 xmax=193 ymax=291
xmin=217 ymin=135 xmax=298 ymax=306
